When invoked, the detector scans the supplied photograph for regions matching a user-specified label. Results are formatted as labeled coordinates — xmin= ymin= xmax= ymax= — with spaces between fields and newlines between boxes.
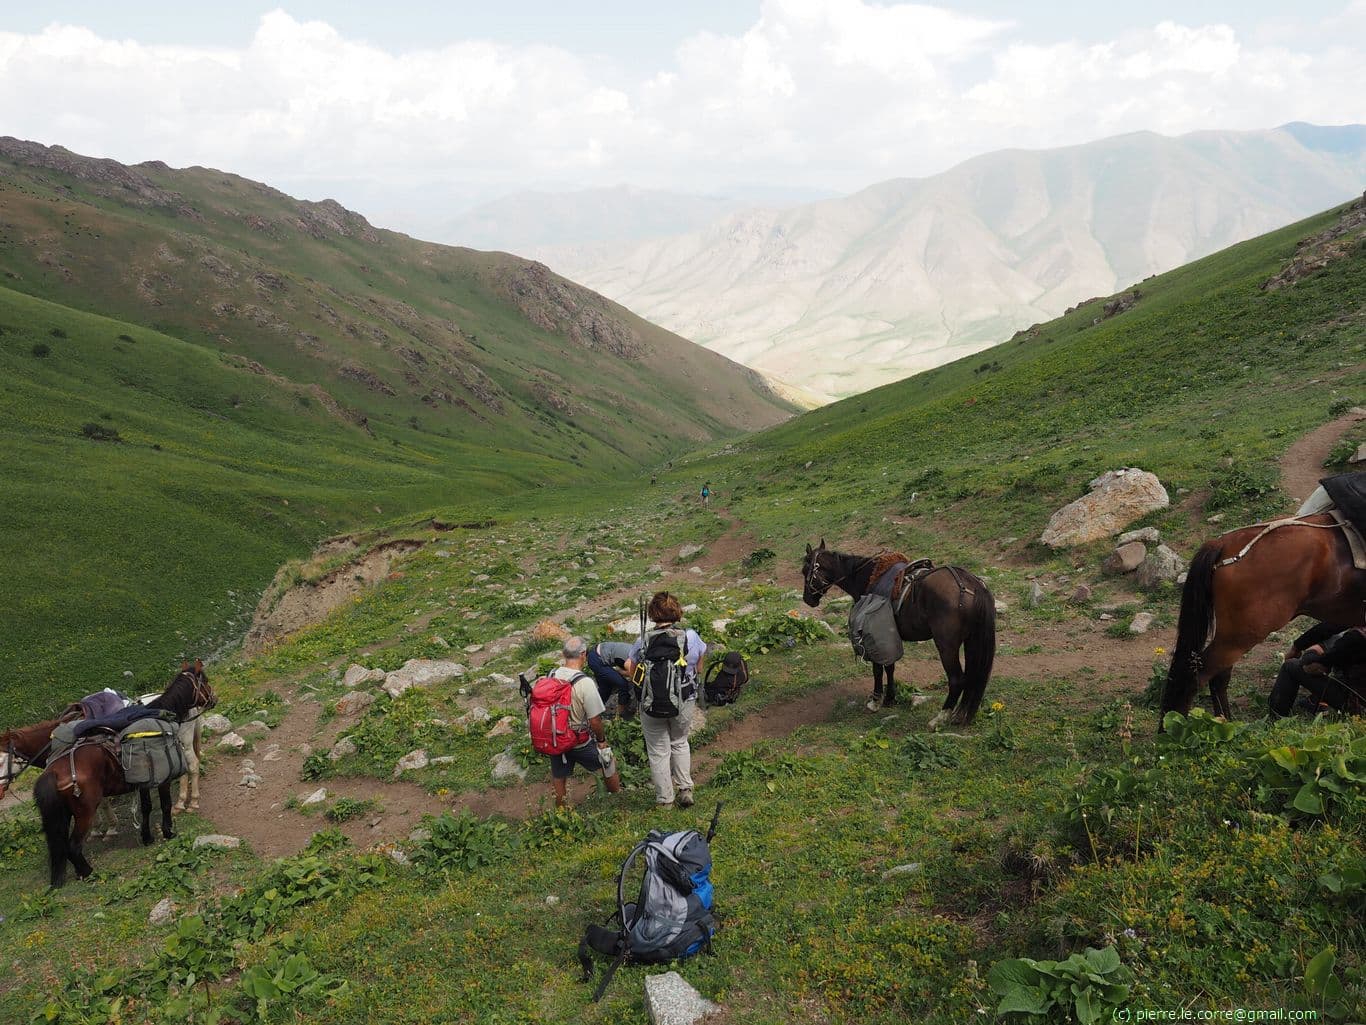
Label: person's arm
xmin=1289 ymin=623 xmax=1344 ymax=660
xmin=1306 ymin=628 xmax=1366 ymax=672
xmin=589 ymin=713 xmax=608 ymax=746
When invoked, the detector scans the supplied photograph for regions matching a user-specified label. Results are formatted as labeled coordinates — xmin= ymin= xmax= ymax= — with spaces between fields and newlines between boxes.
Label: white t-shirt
xmin=552 ymin=665 xmax=604 ymax=733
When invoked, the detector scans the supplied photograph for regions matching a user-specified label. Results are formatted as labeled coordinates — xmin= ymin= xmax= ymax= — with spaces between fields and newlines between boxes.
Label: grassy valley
xmin=0 ymin=139 xmax=792 ymax=717
xmin=0 ymin=191 xmax=1364 ymax=1022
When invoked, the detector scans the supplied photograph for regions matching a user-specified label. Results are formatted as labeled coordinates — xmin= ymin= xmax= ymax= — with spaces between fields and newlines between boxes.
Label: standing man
xmin=543 ymin=637 xmax=622 ymax=808
xmin=625 ymin=593 xmax=707 ymax=809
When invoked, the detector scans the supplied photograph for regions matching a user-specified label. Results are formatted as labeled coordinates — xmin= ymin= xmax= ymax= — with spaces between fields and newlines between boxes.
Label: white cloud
xmin=0 ymin=1 xmax=1362 ymax=207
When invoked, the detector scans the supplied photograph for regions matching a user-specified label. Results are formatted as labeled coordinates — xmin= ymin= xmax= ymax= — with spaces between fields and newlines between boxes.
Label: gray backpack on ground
xmin=118 ymin=718 xmax=187 ymax=786
xmin=848 ymin=594 xmax=904 ymax=664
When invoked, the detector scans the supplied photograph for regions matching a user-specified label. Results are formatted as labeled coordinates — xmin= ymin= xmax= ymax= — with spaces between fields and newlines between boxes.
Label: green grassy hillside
xmin=0 ymin=139 xmax=793 ymax=717
xmin=1 ymin=196 xmax=1363 ymax=1023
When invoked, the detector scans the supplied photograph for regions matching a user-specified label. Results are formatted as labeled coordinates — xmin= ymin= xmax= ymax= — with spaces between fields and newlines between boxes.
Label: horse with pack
xmin=802 ymin=540 xmax=997 ymax=726
xmin=33 ymin=661 xmax=215 ymax=887
xmin=1160 ymin=471 xmax=1366 ymax=725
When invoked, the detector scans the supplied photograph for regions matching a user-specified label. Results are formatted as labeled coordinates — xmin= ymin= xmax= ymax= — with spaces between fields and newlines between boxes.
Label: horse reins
xmin=0 ymin=736 xmax=53 ymax=798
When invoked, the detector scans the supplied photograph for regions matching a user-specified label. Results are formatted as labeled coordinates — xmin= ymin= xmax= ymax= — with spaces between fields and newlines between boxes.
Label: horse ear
xmin=819 ymin=537 xmax=826 ymax=550
xmin=180 ymin=660 xmax=191 ymax=671
xmin=194 ymin=659 xmax=203 ymax=672
xmin=805 ymin=542 xmax=813 ymax=555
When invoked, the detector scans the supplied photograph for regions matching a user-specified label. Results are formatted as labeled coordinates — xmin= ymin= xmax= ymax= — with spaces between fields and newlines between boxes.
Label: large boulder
xmin=644 ymin=971 xmax=720 ymax=1025
xmin=383 ymin=659 xmax=467 ymax=698
xmin=1040 ymin=469 xmax=1169 ymax=547
xmin=1136 ymin=544 xmax=1185 ymax=589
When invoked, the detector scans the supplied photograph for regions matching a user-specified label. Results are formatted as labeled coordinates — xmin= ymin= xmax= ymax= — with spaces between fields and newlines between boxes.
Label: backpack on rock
xmin=578 ymin=804 xmax=722 ymax=1001
xmin=702 ymin=651 xmax=749 ymax=706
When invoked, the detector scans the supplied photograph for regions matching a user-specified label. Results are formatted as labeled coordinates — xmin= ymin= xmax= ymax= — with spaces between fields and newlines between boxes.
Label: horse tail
xmin=1160 ymin=542 xmax=1221 ymax=728
xmin=34 ymin=771 xmax=71 ymax=888
xmin=958 ymin=582 xmax=997 ymax=724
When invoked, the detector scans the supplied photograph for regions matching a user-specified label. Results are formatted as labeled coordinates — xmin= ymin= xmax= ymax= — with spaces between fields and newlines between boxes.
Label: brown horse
xmin=802 ymin=540 xmax=997 ymax=725
xmin=1160 ymin=514 xmax=1366 ymax=724
xmin=34 ymin=662 xmax=214 ymax=887
xmin=0 ymin=715 xmax=72 ymax=800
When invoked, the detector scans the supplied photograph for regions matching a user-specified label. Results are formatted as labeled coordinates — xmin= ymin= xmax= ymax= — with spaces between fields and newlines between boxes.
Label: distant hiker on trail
xmin=700 ymin=483 xmax=711 ymax=505
xmin=625 ymin=592 xmax=707 ymax=809
xmin=529 ymin=637 xmax=622 ymax=808
xmin=1268 ymin=623 xmax=1366 ymax=718
xmin=588 ymin=639 xmax=637 ymax=717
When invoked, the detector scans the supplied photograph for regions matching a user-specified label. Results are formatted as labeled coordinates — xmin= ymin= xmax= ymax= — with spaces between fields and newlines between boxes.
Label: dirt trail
xmin=1279 ymin=409 xmax=1365 ymax=503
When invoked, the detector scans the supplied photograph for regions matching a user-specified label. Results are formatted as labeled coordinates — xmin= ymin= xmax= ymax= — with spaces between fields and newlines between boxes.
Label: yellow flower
xmin=1154 ymin=647 xmax=1166 ymax=655
xmin=990 ymin=701 xmax=1005 ymax=712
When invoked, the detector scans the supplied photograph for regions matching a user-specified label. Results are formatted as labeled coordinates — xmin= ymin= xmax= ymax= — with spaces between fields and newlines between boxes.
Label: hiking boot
xmin=677 ymin=789 xmax=695 ymax=809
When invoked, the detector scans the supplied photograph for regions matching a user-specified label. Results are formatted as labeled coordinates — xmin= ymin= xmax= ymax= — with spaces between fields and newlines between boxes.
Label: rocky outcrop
xmin=0 ymin=136 xmax=194 ymax=215
xmin=1040 ymin=469 xmax=1169 ymax=547
xmin=1263 ymin=191 xmax=1366 ymax=291
xmin=499 ymin=261 xmax=645 ymax=359
xmin=382 ymin=659 xmax=467 ymax=698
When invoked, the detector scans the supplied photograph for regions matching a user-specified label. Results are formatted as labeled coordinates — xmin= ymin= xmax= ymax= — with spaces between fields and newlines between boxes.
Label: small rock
xmin=690 ymin=707 xmax=707 ymax=734
xmin=1103 ymin=541 xmax=1147 ymax=574
xmin=735 ymin=603 xmax=757 ymax=616
xmin=342 ymin=664 xmax=384 ymax=689
xmin=262 ymin=748 xmax=283 ymax=762
xmin=688 ymin=566 xmax=703 ymax=576
xmin=217 ymin=732 xmax=246 ymax=750
xmin=393 ymin=749 xmax=430 ymax=778
xmin=431 ymin=635 xmax=450 ymax=649
xmin=910 ymin=694 xmax=931 ymax=706
xmin=193 ymin=834 xmax=242 ymax=850
xmin=485 ymin=716 xmax=516 ymax=738
xmin=430 ymin=755 xmax=457 ymax=765
xmin=1118 ymin=527 xmax=1161 ymax=545
xmin=1350 ymin=443 xmax=1366 ymax=465
xmin=711 ymin=618 xmax=732 ymax=633
xmin=1099 ymin=613 xmax=1114 ymax=621
xmin=237 ymin=721 xmax=270 ymax=737
xmin=678 ymin=544 xmax=705 ymax=560
xmin=608 ymin=616 xmax=637 ymax=635
xmin=335 ymin=690 xmax=376 ymax=717
xmin=148 ymin=897 xmax=178 ymax=926
xmin=1207 ymin=513 xmax=1226 ymax=524
xmin=488 ymin=672 xmax=516 ymax=689
xmin=881 ymin=862 xmax=923 ymax=879
xmin=491 ymin=750 xmax=527 ymax=782
xmin=1176 ymin=572 xmax=1188 ymax=585
xmin=545 ymin=894 xmax=560 ymax=906
xmin=201 ymin=714 xmax=232 ymax=734
xmin=328 ymin=738 xmax=357 ymax=762
xmin=123 ymin=670 xmax=134 ymax=678
xmin=464 ymin=643 xmax=484 ymax=654
xmin=1069 ymin=584 xmax=1092 ymax=603
xmin=1129 ymin=612 xmax=1156 ymax=634
xmin=301 ymin=787 xmax=328 ymax=806
xmin=643 ymin=971 xmax=719 ymax=1025
xmin=384 ymin=846 xmax=411 ymax=866
xmin=408 ymin=827 xmax=432 ymax=843
xmin=298 ymin=743 xmax=313 ymax=757
xmin=995 ymin=599 xmax=1010 ymax=613
xmin=1136 ymin=544 xmax=1185 ymax=589
xmin=239 ymin=772 xmax=264 ymax=788
xmin=1028 ymin=581 xmax=1046 ymax=608
xmin=434 ymin=550 xmax=453 ymax=558
xmin=456 ymin=706 xmax=491 ymax=727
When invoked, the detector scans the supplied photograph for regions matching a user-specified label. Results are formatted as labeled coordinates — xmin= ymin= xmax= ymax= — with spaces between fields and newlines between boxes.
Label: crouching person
xmin=529 ymin=636 xmax=622 ymax=808
xmin=1268 ymin=623 xmax=1366 ymax=718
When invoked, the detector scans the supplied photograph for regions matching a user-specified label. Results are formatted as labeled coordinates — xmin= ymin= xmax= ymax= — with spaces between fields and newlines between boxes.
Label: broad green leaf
xmin=1304 ymin=946 xmax=1335 ymax=995
xmin=1292 ymin=782 xmax=1325 ymax=815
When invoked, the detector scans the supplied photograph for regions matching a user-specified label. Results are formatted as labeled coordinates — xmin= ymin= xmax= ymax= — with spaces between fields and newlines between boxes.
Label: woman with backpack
xmin=624 ymin=592 xmax=707 ymax=809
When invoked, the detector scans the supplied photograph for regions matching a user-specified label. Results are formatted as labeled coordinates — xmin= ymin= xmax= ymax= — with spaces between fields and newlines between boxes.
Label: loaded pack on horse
xmin=0 ymin=690 xmax=126 ymax=801
xmin=34 ymin=661 xmax=215 ymax=887
xmin=1160 ymin=472 xmax=1366 ymax=725
xmin=802 ymin=540 xmax=996 ymax=726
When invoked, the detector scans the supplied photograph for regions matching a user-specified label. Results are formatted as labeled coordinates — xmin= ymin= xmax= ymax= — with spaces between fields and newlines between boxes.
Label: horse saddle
xmin=1310 ymin=474 xmax=1366 ymax=570
xmin=875 ymin=558 xmax=935 ymax=610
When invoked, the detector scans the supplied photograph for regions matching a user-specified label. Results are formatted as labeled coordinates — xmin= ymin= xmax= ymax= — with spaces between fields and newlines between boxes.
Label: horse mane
xmin=867 ymin=550 xmax=911 ymax=586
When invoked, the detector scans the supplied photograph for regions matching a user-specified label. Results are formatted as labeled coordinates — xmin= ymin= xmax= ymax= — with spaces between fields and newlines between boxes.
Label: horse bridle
xmin=804 ymin=549 xmax=871 ymax=599
xmin=0 ymin=735 xmax=51 ymax=798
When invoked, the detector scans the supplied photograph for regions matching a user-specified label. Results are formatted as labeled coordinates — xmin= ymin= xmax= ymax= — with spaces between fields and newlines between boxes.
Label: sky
xmin=2 ymin=1 xmax=1365 ymax=220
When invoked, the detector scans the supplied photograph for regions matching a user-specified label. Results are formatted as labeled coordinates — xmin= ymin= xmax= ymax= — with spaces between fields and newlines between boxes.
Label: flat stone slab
xmin=193 ymin=834 xmax=241 ymax=850
xmin=645 ymin=971 xmax=719 ymax=1025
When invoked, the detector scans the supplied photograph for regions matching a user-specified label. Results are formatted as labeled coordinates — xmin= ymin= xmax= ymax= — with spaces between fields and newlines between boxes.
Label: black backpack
xmin=703 ymin=652 xmax=749 ymax=706
xmin=578 ymin=804 xmax=722 ymax=1001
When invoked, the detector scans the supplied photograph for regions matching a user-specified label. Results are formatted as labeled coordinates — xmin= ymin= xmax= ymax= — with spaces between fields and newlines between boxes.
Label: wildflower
xmin=1153 ymin=646 xmax=1165 ymax=655
xmin=990 ymin=700 xmax=1005 ymax=712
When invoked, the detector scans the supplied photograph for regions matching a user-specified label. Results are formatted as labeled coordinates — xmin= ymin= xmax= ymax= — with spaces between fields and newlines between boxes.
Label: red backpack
xmin=527 ymin=672 xmax=591 ymax=755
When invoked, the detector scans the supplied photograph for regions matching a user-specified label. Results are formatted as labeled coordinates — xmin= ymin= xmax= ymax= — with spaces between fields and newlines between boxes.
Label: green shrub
xmin=325 ymin=796 xmax=379 ymax=823
xmin=79 ymin=422 xmax=121 ymax=442
xmin=30 ymin=341 xmax=50 ymax=357
xmin=743 ymin=547 xmax=777 ymax=569
xmin=412 ymin=811 xmax=517 ymax=876
xmin=1205 ymin=463 xmax=1280 ymax=511
xmin=988 ymin=946 xmax=1132 ymax=1024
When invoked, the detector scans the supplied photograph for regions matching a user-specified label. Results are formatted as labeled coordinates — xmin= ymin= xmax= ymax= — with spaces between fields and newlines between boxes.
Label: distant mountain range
xmin=519 ymin=123 xmax=1366 ymax=399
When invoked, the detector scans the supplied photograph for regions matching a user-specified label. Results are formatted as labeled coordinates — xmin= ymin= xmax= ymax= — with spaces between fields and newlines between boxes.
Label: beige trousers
xmin=640 ymin=701 xmax=694 ymax=805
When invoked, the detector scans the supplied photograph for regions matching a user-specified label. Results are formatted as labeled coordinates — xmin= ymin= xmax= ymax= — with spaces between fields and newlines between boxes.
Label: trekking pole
xmin=706 ymin=801 xmax=724 ymax=843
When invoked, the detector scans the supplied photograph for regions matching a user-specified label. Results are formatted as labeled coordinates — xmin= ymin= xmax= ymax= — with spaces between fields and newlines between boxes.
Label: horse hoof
xmin=189 ymin=802 xmax=199 ymax=812
xmin=865 ymin=698 xmax=881 ymax=712
xmin=172 ymin=802 xmax=186 ymax=813
xmin=141 ymin=834 xmax=154 ymax=847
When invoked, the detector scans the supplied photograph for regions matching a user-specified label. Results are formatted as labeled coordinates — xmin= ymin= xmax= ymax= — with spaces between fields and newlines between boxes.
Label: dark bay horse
xmin=802 ymin=540 xmax=997 ymax=725
xmin=34 ymin=662 xmax=215 ymax=887
xmin=1160 ymin=513 xmax=1366 ymax=724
